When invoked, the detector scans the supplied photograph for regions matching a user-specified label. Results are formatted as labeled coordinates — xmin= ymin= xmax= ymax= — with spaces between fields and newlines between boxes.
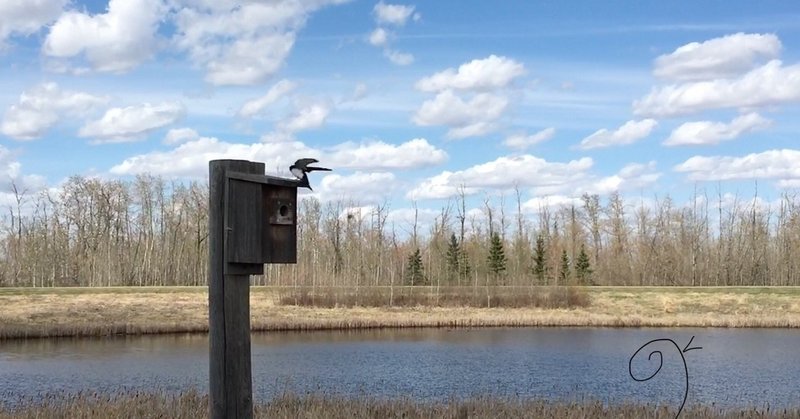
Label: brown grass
xmin=1 ymin=391 xmax=798 ymax=419
xmin=278 ymin=286 xmax=590 ymax=309
xmin=0 ymin=290 xmax=210 ymax=339
xmin=2 ymin=286 xmax=800 ymax=339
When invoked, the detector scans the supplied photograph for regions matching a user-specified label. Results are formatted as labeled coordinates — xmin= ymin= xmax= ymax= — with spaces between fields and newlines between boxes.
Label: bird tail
xmin=306 ymin=166 xmax=331 ymax=172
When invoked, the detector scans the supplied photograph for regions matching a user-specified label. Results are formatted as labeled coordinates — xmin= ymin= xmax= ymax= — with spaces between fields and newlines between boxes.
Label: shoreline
xmin=1 ymin=390 xmax=798 ymax=419
xmin=2 ymin=286 xmax=800 ymax=339
xmin=5 ymin=312 xmax=800 ymax=341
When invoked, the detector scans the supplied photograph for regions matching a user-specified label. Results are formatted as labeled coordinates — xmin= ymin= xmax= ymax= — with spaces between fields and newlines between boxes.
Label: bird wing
xmin=293 ymin=158 xmax=318 ymax=169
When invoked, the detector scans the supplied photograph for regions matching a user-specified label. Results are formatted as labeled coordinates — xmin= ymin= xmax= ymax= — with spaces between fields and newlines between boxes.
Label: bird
xmin=289 ymin=158 xmax=331 ymax=191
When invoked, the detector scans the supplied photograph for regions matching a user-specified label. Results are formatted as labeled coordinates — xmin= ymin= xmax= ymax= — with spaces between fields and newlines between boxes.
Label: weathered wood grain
xmin=209 ymin=160 xmax=262 ymax=419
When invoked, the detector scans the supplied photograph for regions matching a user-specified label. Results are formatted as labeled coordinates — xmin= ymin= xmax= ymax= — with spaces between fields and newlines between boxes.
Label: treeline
xmin=1 ymin=175 xmax=799 ymax=288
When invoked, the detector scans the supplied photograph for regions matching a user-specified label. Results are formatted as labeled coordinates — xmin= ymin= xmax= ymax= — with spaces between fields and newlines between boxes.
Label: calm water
xmin=1 ymin=327 xmax=799 ymax=410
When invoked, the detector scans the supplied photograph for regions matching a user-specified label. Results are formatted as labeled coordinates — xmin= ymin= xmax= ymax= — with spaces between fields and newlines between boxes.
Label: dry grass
xmin=1 ymin=391 xmax=798 ymax=419
xmin=0 ymin=290 xmax=210 ymax=339
xmin=278 ymin=286 xmax=590 ymax=309
xmin=2 ymin=286 xmax=800 ymax=339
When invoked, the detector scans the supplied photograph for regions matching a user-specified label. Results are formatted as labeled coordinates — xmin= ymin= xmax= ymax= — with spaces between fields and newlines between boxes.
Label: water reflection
xmin=0 ymin=327 xmax=799 ymax=410
xmin=0 ymin=333 xmax=207 ymax=361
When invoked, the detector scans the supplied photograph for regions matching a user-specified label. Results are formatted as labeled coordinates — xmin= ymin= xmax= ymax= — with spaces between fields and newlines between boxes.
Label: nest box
xmin=224 ymin=171 xmax=298 ymax=275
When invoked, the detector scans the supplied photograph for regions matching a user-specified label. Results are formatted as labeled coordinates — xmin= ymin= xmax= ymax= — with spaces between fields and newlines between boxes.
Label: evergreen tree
xmin=459 ymin=246 xmax=471 ymax=283
xmin=446 ymin=233 xmax=460 ymax=283
xmin=406 ymin=248 xmax=426 ymax=286
xmin=559 ymin=248 xmax=570 ymax=284
xmin=487 ymin=232 xmax=507 ymax=282
xmin=575 ymin=243 xmax=593 ymax=285
xmin=532 ymin=234 xmax=548 ymax=285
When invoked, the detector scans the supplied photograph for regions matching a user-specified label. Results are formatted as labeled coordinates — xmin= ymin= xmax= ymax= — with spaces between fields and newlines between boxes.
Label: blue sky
xmin=1 ymin=0 xmax=800 ymax=225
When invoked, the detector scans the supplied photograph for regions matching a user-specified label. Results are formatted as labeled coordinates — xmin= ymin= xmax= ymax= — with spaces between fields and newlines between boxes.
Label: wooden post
xmin=209 ymin=159 xmax=263 ymax=419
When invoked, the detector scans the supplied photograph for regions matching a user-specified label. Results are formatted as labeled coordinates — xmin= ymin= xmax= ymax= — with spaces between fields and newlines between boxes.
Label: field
xmin=2 ymin=286 xmax=800 ymax=339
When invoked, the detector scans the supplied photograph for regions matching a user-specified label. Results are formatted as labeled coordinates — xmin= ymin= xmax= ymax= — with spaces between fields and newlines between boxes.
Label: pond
xmin=1 ymin=327 xmax=798 ymax=410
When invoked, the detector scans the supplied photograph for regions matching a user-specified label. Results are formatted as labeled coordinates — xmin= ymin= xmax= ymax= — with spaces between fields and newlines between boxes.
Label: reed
xmin=277 ymin=286 xmax=591 ymax=309
xmin=1 ymin=391 xmax=798 ymax=419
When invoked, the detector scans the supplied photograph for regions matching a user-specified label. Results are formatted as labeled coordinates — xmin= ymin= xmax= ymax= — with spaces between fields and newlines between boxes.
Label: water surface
xmin=1 ymin=327 xmax=798 ymax=410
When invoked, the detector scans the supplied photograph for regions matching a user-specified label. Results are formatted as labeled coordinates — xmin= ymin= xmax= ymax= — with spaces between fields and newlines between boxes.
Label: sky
xmin=1 ymin=0 xmax=800 ymax=227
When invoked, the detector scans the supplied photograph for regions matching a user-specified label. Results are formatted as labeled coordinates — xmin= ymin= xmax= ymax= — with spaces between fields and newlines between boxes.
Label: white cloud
xmin=405 ymin=171 xmax=479 ymax=200
xmin=259 ymin=131 xmax=296 ymax=143
xmin=327 ymin=138 xmax=447 ymax=170
xmin=205 ymin=35 xmax=294 ymax=86
xmin=0 ymin=145 xmax=47 ymax=197
xmin=383 ymin=49 xmax=414 ymax=65
xmin=415 ymin=55 xmax=525 ymax=92
xmin=411 ymin=56 xmax=526 ymax=138
xmin=389 ymin=208 xmax=438 ymax=233
xmin=413 ymin=90 xmax=508 ymax=139
xmin=777 ymin=179 xmax=800 ymax=189
xmin=373 ymin=2 xmax=416 ymax=26
xmin=278 ymin=102 xmax=330 ymax=132
xmin=237 ymin=79 xmax=297 ymax=118
xmin=2 ymin=108 xmax=60 ymax=141
xmin=585 ymin=161 xmax=661 ymax=195
xmin=43 ymin=0 xmax=163 ymax=73
xmin=111 ymin=135 xmax=445 ymax=178
xmin=674 ymin=149 xmax=800 ymax=182
xmin=530 ymin=161 xmax=661 ymax=197
xmin=319 ymin=171 xmax=398 ymax=203
xmin=710 ymin=192 xmax=781 ymax=215
xmin=368 ymin=2 xmax=419 ymax=66
xmin=578 ymin=119 xmax=657 ymax=150
xmin=1 ymin=82 xmax=108 ymax=140
xmin=79 ymin=102 xmax=185 ymax=143
xmin=173 ymin=0 xmax=345 ymax=86
xmin=407 ymin=155 xmax=593 ymax=200
xmin=634 ymin=60 xmax=800 ymax=117
xmin=111 ymin=136 xmax=316 ymax=178
xmin=163 ymin=127 xmax=199 ymax=145
xmin=0 ymin=0 xmax=66 ymax=47
xmin=368 ymin=28 xmax=388 ymax=47
xmin=522 ymin=195 xmax=582 ymax=214
xmin=384 ymin=206 xmax=440 ymax=239
xmin=654 ymin=33 xmax=781 ymax=81
xmin=504 ymin=127 xmax=556 ymax=150
xmin=663 ymin=112 xmax=771 ymax=146
xmin=447 ymin=121 xmax=496 ymax=139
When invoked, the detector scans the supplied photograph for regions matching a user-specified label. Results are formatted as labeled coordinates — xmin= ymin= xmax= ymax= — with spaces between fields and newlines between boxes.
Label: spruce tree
xmin=559 ymin=248 xmax=570 ymax=284
xmin=487 ymin=232 xmax=507 ymax=282
xmin=459 ymin=246 xmax=471 ymax=283
xmin=532 ymin=234 xmax=548 ymax=285
xmin=446 ymin=233 xmax=460 ymax=283
xmin=406 ymin=248 xmax=426 ymax=286
xmin=575 ymin=243 xmax=593 ymax=285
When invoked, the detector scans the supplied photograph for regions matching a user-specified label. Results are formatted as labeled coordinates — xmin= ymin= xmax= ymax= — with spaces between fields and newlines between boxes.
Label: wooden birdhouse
xmin=224 ymin=170 xmax=298 ymax=275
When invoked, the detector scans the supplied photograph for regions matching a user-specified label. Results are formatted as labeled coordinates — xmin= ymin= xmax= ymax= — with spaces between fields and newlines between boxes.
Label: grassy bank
xmin=2 ymin=391 xmax=799 ymax=419
xmin=2 ymin=286 xmax=800 ymax=339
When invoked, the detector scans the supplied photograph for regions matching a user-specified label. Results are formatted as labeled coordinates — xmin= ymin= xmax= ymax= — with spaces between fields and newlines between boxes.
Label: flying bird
xmin=289 ymin=158 xmax=331 ymax=191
